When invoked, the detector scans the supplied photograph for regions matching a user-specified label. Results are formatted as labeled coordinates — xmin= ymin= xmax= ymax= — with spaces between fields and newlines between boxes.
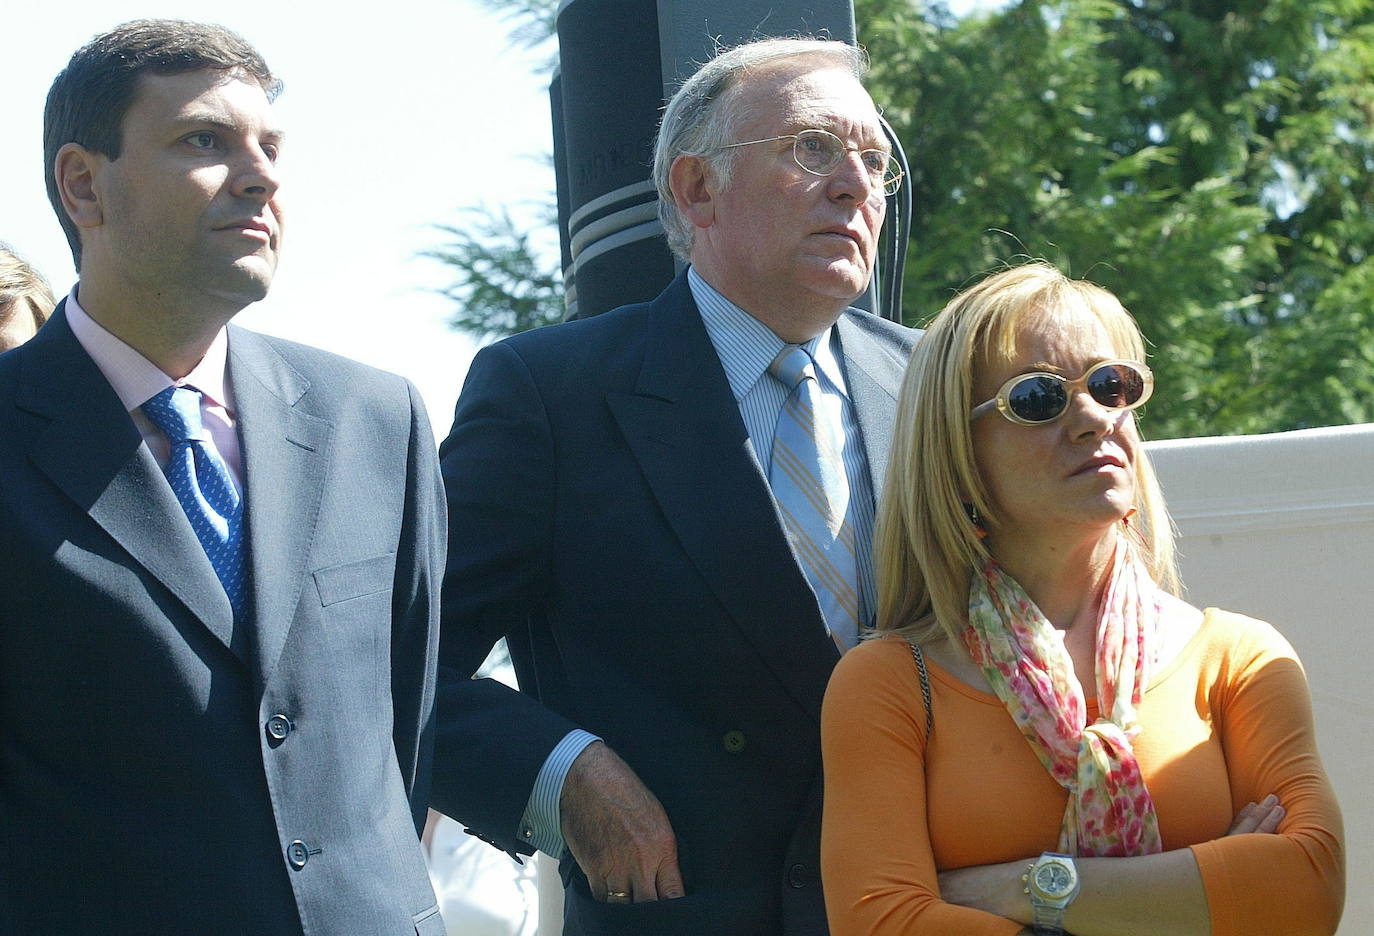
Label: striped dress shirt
xmin=689 ymin=267 xmax=878 ymax=629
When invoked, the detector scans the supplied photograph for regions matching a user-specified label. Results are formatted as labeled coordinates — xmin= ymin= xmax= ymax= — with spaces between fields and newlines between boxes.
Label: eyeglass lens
xmin=1007 ymin=377 xmax=1067 ymax=422
xmin=793 ymin=130 xmax=901 ymax=195
xmin=1007 ymin=364 xmax=1146 ymax=422
xmin=1086 ymin=364 xmax=1145 ymax=408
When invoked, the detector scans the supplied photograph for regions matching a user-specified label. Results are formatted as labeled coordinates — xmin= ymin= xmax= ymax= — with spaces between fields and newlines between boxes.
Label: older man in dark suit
xmin=432 ymin=37 xmax=920 ymax=936
xmin=0 ymin=20 xmax=446 ymax=933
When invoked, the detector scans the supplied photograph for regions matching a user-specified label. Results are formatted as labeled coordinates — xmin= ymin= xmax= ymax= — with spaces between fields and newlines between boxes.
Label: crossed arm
xmin=933 ymin=797 xmax=1286 ymax=935
xmin=820 ymin=625 xmax=1344 ymax=936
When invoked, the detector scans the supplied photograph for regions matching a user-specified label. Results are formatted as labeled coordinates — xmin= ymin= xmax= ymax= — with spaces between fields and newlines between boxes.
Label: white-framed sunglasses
xmin=971 ymin=360 xmax=1154 ymax=425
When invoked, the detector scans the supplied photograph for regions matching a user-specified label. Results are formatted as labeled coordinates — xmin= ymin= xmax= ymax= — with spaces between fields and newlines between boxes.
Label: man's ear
xmin=669 ymin=154 xmax=717 ymax=230
xmin=54 ymin=143 xmax=105 ymax=231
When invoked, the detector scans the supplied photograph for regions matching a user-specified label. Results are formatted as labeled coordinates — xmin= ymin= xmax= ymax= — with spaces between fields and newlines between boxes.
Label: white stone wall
xmin=1149 ymin=423 xmax=1374 ymax=934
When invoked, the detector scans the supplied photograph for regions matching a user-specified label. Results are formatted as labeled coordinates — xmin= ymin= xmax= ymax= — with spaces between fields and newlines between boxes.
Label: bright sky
xmin=4 ymin=2 xmax=1001 ymax=435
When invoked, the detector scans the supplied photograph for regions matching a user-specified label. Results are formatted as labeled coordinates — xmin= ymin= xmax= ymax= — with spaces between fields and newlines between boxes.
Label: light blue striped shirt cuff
xmin=517 ymin=728 xmax=601 ymax=857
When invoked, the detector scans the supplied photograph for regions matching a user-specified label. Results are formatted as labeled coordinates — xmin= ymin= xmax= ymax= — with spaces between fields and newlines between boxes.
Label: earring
xmin=964 ymin=502 xmax=988 ymax=540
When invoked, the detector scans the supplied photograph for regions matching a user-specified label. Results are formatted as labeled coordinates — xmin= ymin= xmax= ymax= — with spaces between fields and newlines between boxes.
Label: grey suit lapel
xmin=19 ymin=307 xmax=239 ymax=654
xmin=605 ymin=277 xmax=840 ymax=725
xmin=835 ymin=312 xmax=907 ymax=499
xmin=227 ymin=327 xmax=332 ymax=690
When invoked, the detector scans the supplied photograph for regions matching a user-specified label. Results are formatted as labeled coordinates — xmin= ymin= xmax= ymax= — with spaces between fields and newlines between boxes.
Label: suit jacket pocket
xmin=313 ymin=553 xmax=395 ymax=606
xmin=412 ymin=904 xmax=445 ymax=936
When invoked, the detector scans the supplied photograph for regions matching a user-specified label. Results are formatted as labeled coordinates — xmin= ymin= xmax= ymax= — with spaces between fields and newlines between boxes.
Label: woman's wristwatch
xmin=1023 ymin=851 xmax=1080 ymax=935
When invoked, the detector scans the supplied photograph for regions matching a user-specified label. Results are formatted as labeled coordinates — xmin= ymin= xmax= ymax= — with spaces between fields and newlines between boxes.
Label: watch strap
xmin=1031 ymin=900 xmax=1066 ymax=934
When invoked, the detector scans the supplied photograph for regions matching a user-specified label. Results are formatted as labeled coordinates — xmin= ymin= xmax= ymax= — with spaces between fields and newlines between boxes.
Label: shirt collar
xmin=64 ymin=286 xmax=234 ymax=414
xmin=689 ymin=267 xmax=843 ymax=400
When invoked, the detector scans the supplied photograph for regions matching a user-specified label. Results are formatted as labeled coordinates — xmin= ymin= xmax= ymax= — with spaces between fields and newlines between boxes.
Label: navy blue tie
xmin=141 ymin=386 xmax=245 ymax=614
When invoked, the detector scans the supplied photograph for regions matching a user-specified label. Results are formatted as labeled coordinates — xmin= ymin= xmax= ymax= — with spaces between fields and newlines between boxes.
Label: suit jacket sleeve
xmin=429 ymin=340 xmax=584 ymax=852
xmin=388 ymin=377 xmax=446 ymax=835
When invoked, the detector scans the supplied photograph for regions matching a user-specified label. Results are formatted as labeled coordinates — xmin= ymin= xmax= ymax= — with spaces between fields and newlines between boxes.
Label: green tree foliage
xmin=424 ymin=207 xmax=564 ymax=339
xmin=859 ymin=0 xmax=1374 ymax=436
xmin=443 ymin=0 xmax=1374 ymax=436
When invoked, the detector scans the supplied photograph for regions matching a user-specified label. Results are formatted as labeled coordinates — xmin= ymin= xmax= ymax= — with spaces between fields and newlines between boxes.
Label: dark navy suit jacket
xmin=0 ymin=305 xmax=447 ymax=935
xmin=431 ymin=272 xmax=918 ymax=936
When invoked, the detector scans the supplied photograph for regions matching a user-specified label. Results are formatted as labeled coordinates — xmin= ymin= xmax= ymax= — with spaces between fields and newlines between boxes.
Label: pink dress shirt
xmin=63 ymin=287 xmax=244 ymax=493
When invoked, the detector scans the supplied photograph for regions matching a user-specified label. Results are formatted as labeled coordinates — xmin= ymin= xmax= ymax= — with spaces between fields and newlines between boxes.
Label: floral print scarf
xmin=963 ymin=533 xmax=1163 ymax=857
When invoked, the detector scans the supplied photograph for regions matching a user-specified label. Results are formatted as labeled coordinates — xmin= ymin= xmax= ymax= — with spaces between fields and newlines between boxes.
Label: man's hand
xmin=560 ymin=741 xmax=685 ymax=903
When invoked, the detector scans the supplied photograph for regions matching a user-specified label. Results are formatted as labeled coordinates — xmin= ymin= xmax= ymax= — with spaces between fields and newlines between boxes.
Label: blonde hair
xmin=0 ymin=243 xmax=56 ymax=332
xmin=873 ymin=262 xmax=1179 ymax=646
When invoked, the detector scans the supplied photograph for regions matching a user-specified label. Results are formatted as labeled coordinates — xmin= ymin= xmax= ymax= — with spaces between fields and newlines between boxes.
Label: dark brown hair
xmin=43 ymin=19 xmax=281 ymax=269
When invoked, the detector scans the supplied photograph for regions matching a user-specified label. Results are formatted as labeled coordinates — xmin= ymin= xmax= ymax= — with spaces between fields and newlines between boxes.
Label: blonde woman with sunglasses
xmin=820 ymin=263 xmax=1344 ymax=935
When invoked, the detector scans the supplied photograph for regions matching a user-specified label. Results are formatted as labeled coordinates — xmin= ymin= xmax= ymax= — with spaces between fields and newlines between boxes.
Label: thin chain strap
xmin=908 ymin=643 xmax=933 ymax=735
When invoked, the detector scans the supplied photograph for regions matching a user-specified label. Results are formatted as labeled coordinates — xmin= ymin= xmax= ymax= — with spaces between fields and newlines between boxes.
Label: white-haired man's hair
xmin=653 ymin=37 xmax=868 ymax=262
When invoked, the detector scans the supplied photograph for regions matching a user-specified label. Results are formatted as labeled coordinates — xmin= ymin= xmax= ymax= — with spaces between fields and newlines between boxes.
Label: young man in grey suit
xmin=0 ymin=20 xmax=446 ymax=933
xmin=433 ymin=38 xmax=920 ymax=936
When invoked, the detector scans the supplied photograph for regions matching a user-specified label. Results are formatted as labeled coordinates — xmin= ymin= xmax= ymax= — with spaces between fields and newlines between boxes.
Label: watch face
xmin=1034 ymin=862 xmax=1074 ymax=897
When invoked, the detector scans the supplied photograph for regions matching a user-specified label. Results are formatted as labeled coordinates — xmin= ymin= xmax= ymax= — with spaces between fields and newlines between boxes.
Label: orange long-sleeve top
xmin=821 ymin=609 xmax=1344 ymax=936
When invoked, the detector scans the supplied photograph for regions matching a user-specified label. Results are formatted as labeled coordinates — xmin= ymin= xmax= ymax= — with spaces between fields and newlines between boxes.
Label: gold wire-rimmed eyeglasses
xmin=719 ymin=128 xmax=904 ymax=196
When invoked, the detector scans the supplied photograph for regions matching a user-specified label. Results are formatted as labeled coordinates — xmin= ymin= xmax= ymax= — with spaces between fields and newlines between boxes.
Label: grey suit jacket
xmin=0 ymin=305 xmax=446 ymax=935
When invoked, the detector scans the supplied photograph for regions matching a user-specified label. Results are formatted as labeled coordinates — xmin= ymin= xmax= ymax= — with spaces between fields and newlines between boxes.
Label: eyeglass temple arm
xmin=970 ymin=398 xmax=999 ymax=419
xmin=877 ymin=113 xmax=910 ymax=325
xmin=719 ymin=134 xmax=794 ymax=150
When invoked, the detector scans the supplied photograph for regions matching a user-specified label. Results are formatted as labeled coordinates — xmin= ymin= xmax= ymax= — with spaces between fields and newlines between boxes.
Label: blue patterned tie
xmin=768 ymin=346 xmax=859 ymax=650
xmin=141 ymin=386 xmax=245 ymax=614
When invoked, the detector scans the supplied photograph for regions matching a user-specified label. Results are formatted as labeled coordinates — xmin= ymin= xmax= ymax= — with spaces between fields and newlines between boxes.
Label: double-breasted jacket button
xmin=266 ymin=714 xmax=293 ymax=741
xmin=287 ymin=840 xmax=310 ymax=870
xmin=722 ymin=730 xmax=746 ymax=754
